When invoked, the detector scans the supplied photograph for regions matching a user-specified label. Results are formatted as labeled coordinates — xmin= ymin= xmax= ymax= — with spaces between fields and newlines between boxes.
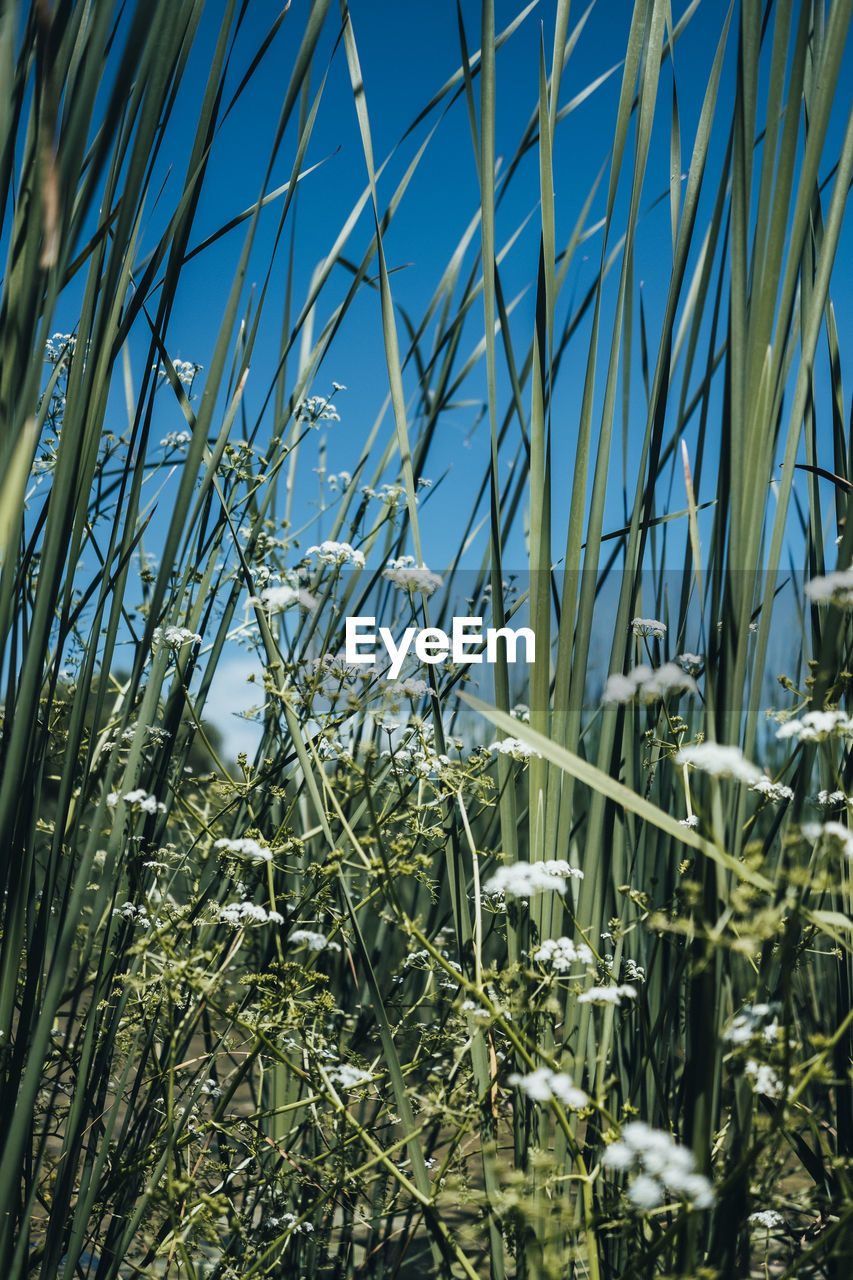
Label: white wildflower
xmin=174 ymin=359 xmax=201 ymax=386
xmin=508 ymin=1067 xmax=588 ymax=1110
xmin=678 ymin=652 xmax=704 ymax=675
xmin=750 ymin=776 xmax=794 ymax=803
xmin=290 ymin=929 xmax=341 ymax=952
xmin=675 ymin=742 xmax=763 ymax=785
xmin=394 ymin=677 xmax=430 ymax=698
xmin=213 ymin=836 xmax=273 ymax=863
xmin=45 ymin=332 xmax=77 ymax=362
xmin=113 ymin=902 xmax=151 ymax=928
xmin=488 ymin=737 xmax=542 ymax=761
xmin=267 ymin=1211 xmax=313 ymax=1235
xmin=159 ymin=430 xmax=193 ymax=450
xmin=533 ymin=937 xmax=593 ymax=971
xmin=578 ymin=984 xmax=638 ymax=1006
xmin=604 ymin=1121 xmax=714 ymax=1209
xmin=306 ymin=540 xmax=365 ymax=568
xmin=218 ymin=902 xmax=284 ymax=927
xmin=811 ymin=789 xmax=847 ymax=809
xmin=327 ymin=1064 xmax=371 ymax=1089
xmin=511 ymin=704 xmax=530 ymax=722
xmin=153 ymin=625 xmax=201 ymax=649
xmin=804 ymin=565 xmax=853 ymax=607
xmin=460 ymin=999 xmax=491 ymax=1022
xmin=122 ymin=789 xmax=166 ymax=814
xmin=297 ymin=394 xmax=340 ymax=424
xmin=258 ymin=584 xmax=319 ymax=613
xmin=723 ymin=1003 xmax=780 ymax=1045
xmin=749 ymin=1210 xmax=785 ymax=1229
xmin=603 ymin=662 xmax=696 ymax=705
xmin=483 ymin=860 xmax=583 ymax=900
xmin=745 ymin=1059 xmax=789 ymax=1100
xmin=803 ymin=820 xmax=853 ymax=858
xmin=776 ymin=709 xmax=853 ymax=742
xmin=679 ymin=815 xmax=699 ymax=828
xmin=631 ymin=617 xmax=667 ymax=639
xmin=596 ymin=665 xmax=650 ymax=706
xmin=382 ymin=556 xmax=443 ymax=597
xmin=640 ymin=662 xmax=698 ymax=700
xmin=627 ymin=1174 xmax=665 ymax=1210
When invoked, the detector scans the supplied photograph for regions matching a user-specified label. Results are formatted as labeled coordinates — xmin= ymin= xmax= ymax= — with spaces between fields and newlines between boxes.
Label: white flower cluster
xmin=218 ymin=902 xmax=284 ymax=927
xmin=107 ymin=788 xmax=166 ymax=814
xmin=723 ymin=1003 xmax=781 ymax=1046
xmin=749 ymin=1210 xmax=785 ymax=1229
xmin=267 ymin=1212 xmax=314 ymax=1236
xmin=460 ymin=998 xmax=491 ymax=1022
xmin=776 ymin=709 xmax=853 ymax=742
xmin=488 ymin=737 xmax=542 ymax=761
xmin=378 ymin=723 xmax=457 ymax=779
xmin=750 ymin=775 xmax=794 ymax=803
xmin=603 ymin=1122 xmax=714 ymax=1209
xmin=382 ymin=556 xmax=443 ymax=597
xmin=578 ymin=984 xmax=638 ymax=1006
xmin=675 ymin=742 xmax=762 ymax=785
xmin=213 ymin=836 xmax=273 ymax=864
xmin=411 ymin=742 xmax=452 ymax=780
xmin=804 ymin=565 xmax=853 ymax=607
xmin=302 ymin=652 xmax=366 ymax=687
xmin=603 ymin=662 xmax=697 ymax=705
xmin=159 ymin=430 xmax=193 ymax=450
xmin=45 ymin=332 xmax=77 ymax=362
xmin=533 ymin=937 xmax=593 ymax=971
xmin=327 ymin=470 xmax=352 ymax=491
xmin=173 ymin=359 xmax=202 ymax=387
xmin=812 ymin=788 xmax=847 ymax=809
xmin=327 ymin=1063 xmax=371 ymax=1089
xmin=153 ymin=625 xmax=201 ymax=650
xmin=384 ymin=676 xmax=430 ymax=699
xmin=631 ymin=617 xmax=667 ymax=639
xmin=361 ymin=482 xmax=407 ymax=506
xmin=112 ymin=902 xmax=153 ymax=928
xmin=483 ymin=860 xmax=583 ymax=900
xmin=306 ymin=540 xmax=365 ymax=568
xmin=677 ymin=652 xmax=704 ymax=675
xmin=508 ymin=1066 xmax=588 ymax=1110
xmin=803 ymin=820 xmax=853 ymax=858
xmin=290 ymin=929 xmax=341 ymax=953
xmin=745 ymin=1059 xmax=790 ymax=1100
xmin=297 ymin=394 xmax=341 ymax=424
xmin=257 ymin=584 xmax=319 ymax=613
